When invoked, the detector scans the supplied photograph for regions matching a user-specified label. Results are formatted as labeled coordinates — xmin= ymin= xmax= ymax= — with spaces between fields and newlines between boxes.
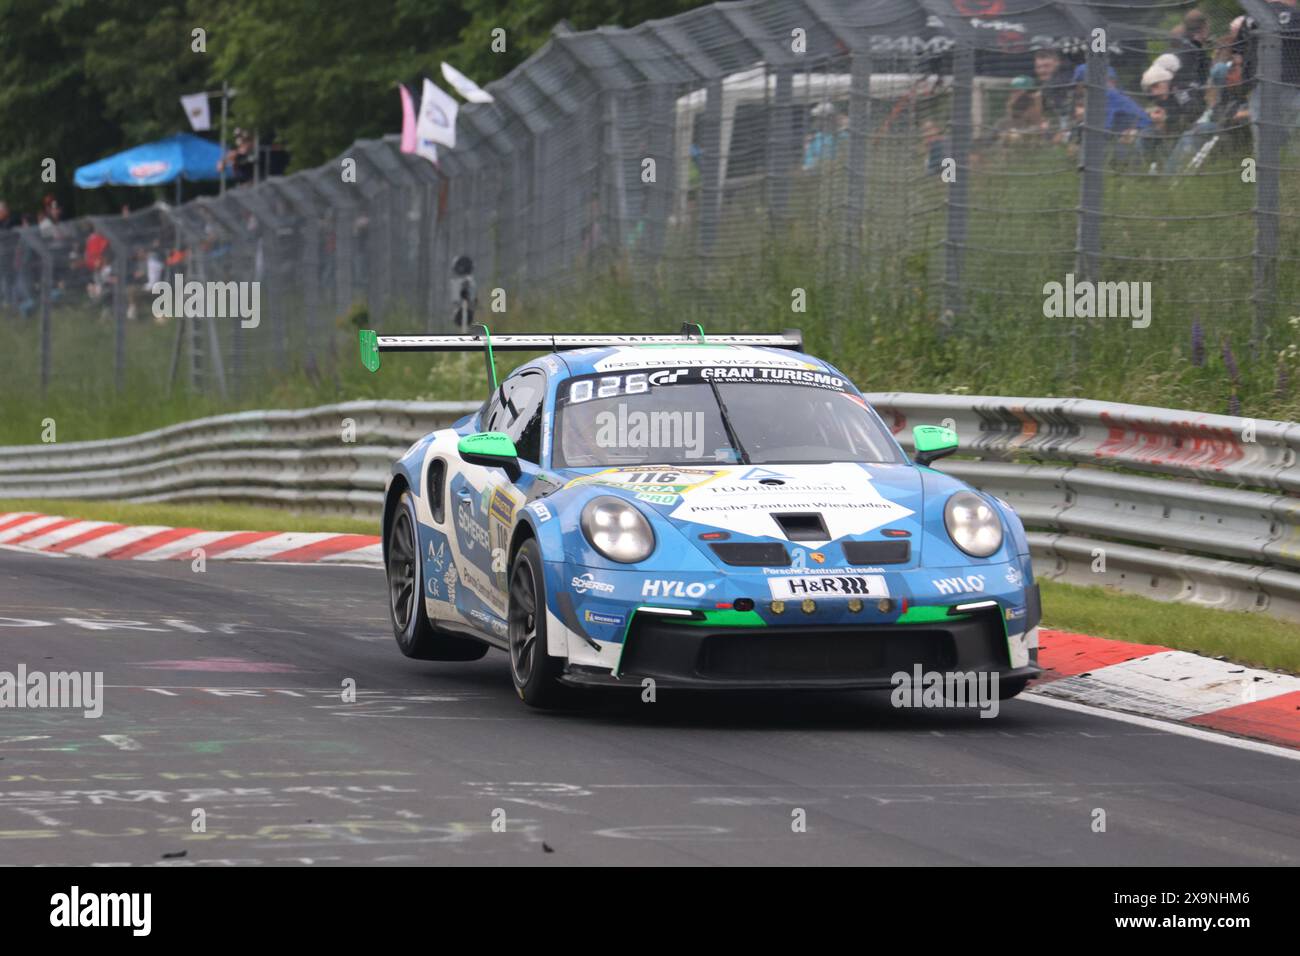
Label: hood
xmin=558 ymin=462 xmax=927 ymax=570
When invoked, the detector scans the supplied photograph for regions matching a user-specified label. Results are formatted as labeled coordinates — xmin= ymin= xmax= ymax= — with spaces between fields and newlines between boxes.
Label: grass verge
xmin=0 ymin=499 xmax=377 ymax=536
xmin=1040 ymin=580 xmax=1300 ymax=675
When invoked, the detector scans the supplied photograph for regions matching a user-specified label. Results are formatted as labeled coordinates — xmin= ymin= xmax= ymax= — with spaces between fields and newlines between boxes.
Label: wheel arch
xmin=381 ymin=474 xmax=410 ymax=562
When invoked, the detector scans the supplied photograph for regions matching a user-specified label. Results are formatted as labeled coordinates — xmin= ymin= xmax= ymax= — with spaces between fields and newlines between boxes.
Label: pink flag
xmin=399 ymin=84 xmax=417 ymax=154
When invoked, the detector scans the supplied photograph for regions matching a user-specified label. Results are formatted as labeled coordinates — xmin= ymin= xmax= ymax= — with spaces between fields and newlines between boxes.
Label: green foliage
xmin=1040 ymin=581 xmax=1300 ymax=674
xmin=0 ymin=0 xmax=713 ymax=212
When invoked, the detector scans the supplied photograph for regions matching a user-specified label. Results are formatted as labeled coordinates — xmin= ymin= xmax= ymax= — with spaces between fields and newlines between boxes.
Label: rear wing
xmin=358 ymin=325 xmax=804 ymax=390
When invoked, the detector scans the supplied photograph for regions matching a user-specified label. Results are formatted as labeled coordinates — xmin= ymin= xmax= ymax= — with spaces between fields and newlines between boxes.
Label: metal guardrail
xmin=864 ymin=393 xmax=1300 ymax=621
xmin=1 ymin=394 xmax=1298 ymax=621
xmin=0 ymin=401 xmax=479 ymax=516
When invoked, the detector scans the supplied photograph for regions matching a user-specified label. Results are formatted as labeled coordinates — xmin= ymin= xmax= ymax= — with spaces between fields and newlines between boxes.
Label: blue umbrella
xmin=74 ymin=133 xmax=225 ymax=188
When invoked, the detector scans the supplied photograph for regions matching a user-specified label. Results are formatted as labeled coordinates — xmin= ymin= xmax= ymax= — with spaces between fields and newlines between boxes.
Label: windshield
xmin=554 ymin=370 xmax=906 ymax=467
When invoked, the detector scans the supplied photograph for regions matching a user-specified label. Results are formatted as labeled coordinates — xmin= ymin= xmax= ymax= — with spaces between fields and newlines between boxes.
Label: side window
xmin=502 ymin=371 xmax=546 ymax=464
xmin=480 ymin=389 xmax=505 ymax=434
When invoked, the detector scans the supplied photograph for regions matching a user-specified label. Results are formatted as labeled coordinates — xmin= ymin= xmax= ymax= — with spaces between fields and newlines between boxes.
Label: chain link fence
xmin=2 ymin=0 xmax=1298 ymax=405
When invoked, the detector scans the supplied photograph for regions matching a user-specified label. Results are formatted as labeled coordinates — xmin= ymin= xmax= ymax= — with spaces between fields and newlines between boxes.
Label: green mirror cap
xmin=913 ymin=424 xmax=958 ymax=453
xmin=458 ymin=432 xmax=518 ymax=459
xmin=359 ymin=329 xmax=380 ymax=372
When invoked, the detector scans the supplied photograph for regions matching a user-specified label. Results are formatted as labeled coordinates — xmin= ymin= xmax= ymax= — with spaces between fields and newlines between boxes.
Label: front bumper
xmin=559 ymin=605 xmax=1041 ymax=691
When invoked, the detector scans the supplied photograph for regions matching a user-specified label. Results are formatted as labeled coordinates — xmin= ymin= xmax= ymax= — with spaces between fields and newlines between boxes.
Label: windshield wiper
xmin=708 ymin=381 xmax=750 ymax=465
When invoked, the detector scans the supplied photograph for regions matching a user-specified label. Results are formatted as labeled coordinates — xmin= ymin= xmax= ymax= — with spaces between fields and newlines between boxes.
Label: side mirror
xmin=912 ymin=425 xmax=958 ymax=466
xmin=458 ymin=432 xmax=521 ymax=482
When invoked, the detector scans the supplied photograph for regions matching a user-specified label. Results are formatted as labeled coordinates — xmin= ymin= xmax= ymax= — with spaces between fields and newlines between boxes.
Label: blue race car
xmin=362 ymin=327 xmax=1041 ymax=707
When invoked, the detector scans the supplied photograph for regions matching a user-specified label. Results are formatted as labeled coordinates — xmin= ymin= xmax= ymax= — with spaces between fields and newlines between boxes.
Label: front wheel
xmin=998 ymin=675 xmax=1031 ymax=700
xmin=507 ymin=538 xmax=566 ymax=707
xmin=387 ymin=490 xmax=488 ymax=661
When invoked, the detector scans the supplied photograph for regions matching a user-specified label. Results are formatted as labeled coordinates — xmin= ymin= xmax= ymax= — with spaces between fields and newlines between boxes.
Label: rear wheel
xmin=507 ymin=538 xmax=565 ymax=707
xmin=387 ymin=490 xmax=488 ymax=661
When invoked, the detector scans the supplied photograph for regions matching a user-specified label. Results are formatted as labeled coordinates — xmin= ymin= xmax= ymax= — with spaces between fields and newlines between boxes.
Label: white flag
xmin=180 ymin=92 xmax=211 ymax=131
xmin=441 ymin=62 xmax=494 ymax=104
xmin=418 ymin=78 xmax=458 ymax=151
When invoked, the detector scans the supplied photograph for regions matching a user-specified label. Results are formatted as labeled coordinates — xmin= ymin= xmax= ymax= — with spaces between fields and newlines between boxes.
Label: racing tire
xmin=507 ymin=538 xmax=567 ymax=708
xmin=387 ymin=490 xmax=489 ymax=662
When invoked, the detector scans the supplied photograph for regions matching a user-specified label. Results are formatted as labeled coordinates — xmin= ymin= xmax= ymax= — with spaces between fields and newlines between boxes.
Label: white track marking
xmin=1035 ymin=650 xmax=1300 ymax=720
xmin=1022 ymin=693 xmax=1300 ymax=761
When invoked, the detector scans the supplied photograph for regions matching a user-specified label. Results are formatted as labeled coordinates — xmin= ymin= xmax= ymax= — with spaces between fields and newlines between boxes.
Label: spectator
xmin=1142 ymin=64 xmax=1200 ymax=135
xmin=1239 ymin=0 xmax=1300 ymax=143
xmin=920 ymin=119 xmax=947 ymax=175
xmin=995 ymin=76 xmax=1044 ymax=144
xmin=84 ymin=231 xmax=112 ymax=306
xmin=38 ymin=195 xmax=65 ymax=239
xmin=0 ymin=201 xmax=14 ymax=230
xmin=219 ymin=128 xmax=256 ymax=186
xmin=1034 ymin=49 xmax=1078 ymax=134
xmin=1171 ymin=10 xmax=1213 ymax=88
xmin=1154 ymin=52 xmax=1207 ymax=118
xmin=1166 ymin=38 xmax=1252 ymax=171
xmin=1069 ymin=64 xmax=1151 ymax=136
xmin=803 ymin=103 xmax=849 ymax=169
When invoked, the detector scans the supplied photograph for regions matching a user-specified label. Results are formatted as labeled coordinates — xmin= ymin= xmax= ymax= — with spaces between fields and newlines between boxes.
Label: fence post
xmin=20 ymin=230 xmax=53 ymax=395
xmin=698 ymin=77 xmax=723 ymax=252
xmin=1252 ymin=19 xmax=1282 ymax=358
xmin=941 ymin=41 xmax=975 ymax=333
xmin=1078 ymin=50 xmax=1107 ymax=283
xmin=91 ymin=217 xmax=130 ymax=392
xmin=843 ymin=51 xmax=872 ymax=283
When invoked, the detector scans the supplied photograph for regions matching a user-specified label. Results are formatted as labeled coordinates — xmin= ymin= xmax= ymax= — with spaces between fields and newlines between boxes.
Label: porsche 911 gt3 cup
xmin=362 ymin=326 xmax=1042 ymax=707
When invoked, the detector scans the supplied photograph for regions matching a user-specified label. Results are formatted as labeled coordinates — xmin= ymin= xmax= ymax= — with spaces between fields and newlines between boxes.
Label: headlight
xmin=581 ymin=496 xmax=655 ymax=563
xmin=944 ymin=491 xmax=1003 ymax=558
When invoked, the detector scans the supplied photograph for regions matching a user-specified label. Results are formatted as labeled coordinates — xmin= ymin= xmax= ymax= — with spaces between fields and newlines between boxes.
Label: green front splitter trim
xmin=680 ymin=608 xmax=766 ymax=628
xmin=897 ymin=605 xmax=971 ymax=623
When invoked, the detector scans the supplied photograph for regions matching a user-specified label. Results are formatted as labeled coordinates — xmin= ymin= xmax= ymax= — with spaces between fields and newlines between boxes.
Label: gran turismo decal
xmin=766 ymin=574 xmax=888 ymax=600
xmin=698 ymin=366 xmax=845 ymax=390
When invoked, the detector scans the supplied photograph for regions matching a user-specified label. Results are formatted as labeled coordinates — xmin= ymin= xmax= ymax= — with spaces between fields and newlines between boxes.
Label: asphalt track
xmin=1 ymin=547 xmax=1297 ymax=867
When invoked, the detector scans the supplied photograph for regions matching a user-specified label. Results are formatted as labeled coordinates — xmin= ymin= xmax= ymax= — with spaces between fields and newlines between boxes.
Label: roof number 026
xmin=567 ymin=374 xmax=648 ymax=403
